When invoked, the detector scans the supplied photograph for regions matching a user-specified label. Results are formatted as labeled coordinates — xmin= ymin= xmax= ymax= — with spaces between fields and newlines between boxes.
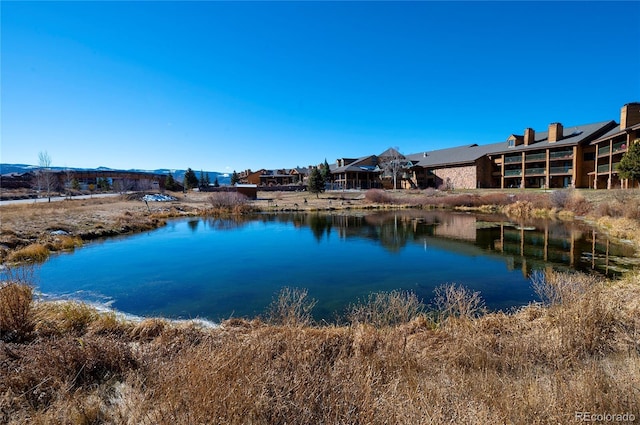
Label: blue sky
xmin=2 ymin=1 xmax=639 ymax=173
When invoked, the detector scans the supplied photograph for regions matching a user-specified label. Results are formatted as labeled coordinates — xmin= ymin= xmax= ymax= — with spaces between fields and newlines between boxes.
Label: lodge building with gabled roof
xmin=331 ymin=155 xmax=382 ymax=190
xmin=245 ymin=103 xmax=640 ymax=191
xmin=400 ymin=103 xmax=638 ymax=190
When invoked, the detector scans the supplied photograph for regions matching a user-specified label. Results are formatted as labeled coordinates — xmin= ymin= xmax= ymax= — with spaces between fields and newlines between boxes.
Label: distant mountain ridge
xmin=0 ymin=163 xmax=231 ymax=186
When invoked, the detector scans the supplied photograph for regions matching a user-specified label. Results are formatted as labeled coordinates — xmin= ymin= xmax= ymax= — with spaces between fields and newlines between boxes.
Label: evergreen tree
xmin=307 ymin=167 xmax=324 ymax=197
xmin=199 ymin=169 xmax=206 ymax=189
xmin=231 ymin=170 xmax=240 ymax=185
xmin=320 ymin=159 xmax=331 ymax=185
xmin=617 ymin=141 xmax=640 ymax=187
xmin=204 ymin=172 xmax=211 ymax=187
xmin=165 ymin=173 xmax=177 ymax=191
xmin=97 ymin=178 xmax=110 ymax=191
xmin=213 ymin=176 xmax=220 ymax=187
xmin=184 ymin=168 xmax=199 ymax=190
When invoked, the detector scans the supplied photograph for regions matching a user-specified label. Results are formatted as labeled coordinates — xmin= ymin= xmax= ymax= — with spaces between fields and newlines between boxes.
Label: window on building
xmin=508 ymin=139 xmax=515 ymax=148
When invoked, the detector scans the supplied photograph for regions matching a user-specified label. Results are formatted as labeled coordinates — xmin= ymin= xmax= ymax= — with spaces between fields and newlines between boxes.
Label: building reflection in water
xmin=271 ymin=210 xmax=637 ymax=278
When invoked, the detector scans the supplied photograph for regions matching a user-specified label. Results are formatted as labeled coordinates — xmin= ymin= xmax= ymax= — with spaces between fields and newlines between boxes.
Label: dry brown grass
xmin=0 ymin=281 xmax=34 ymax=342
xmin=1 ymin=271 xmax=639 ymax=424
xmin=0 ymin=196 xmax=207 ymax=264
xmin=6 ymin=243 xmax=50 ymax=263
xmin=208 ymin=191 xmax=255 ymax=215
xmin=348 ymin=289 xmax=426 ymax=327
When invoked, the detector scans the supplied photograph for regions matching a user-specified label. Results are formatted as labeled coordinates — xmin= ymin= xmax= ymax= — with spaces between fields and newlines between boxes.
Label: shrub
xmin=623 ymin=196 xmax=640 ymax=219
xmin=433 ymin=283 xmax=486 ymax=321
xmin=208 ymin=191 xmax=250 ymax=213
xmin=514 ymin=192 xmax=551 ymax=209
xmin=347 ymin=290 xmax=425 ymax=328
xmin=530 ymin=270 xmax=598 ymax=306
xmin=477 ymin=192 xmax=514 ymax=206
xmin=550 ymin=189 xmax=572 ymax=209
xmin=503 ymin=200 xmax=534 ymax=218
xmin=594 ymin=201 xmax=622 ymax=218
xmin=0 ymin=281 xmax=34 ymax=342
xmin=422 ymin=187 xmax=438 ymax=197
xmin=364 ymin=189 xmax=394 ymax=204
xmin=266 ymin=287 xmax=317 ymax=327
xmin=565 ymin=192 xmax=592 ymax=216
xmin=593 ymin=194 xmax=640 ymax=220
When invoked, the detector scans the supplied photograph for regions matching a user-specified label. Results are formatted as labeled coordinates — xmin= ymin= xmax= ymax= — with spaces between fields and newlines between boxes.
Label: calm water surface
xmin=33 ymin=211 xmax=638 ymax=322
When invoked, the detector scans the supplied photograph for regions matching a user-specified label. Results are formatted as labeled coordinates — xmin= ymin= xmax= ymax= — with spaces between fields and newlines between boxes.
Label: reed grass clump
xmin=53 ymin=235 xmax=83 ymax=250
xmin=0 ymin=281 xmax=34 ymax=342
xmin=348 ymin=290 xmax=425 ymax=327
xmin=432 ymin=283 xmax=486 ymax=321
xmin=6 ymin=243 xmax=50 ymax=263
xmin=265 ymin=287 xmax=317 ymax=327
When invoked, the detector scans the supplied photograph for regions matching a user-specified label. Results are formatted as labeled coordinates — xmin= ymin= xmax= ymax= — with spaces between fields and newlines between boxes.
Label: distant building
xmin=239 ymin=168 xmax=309 ymax=186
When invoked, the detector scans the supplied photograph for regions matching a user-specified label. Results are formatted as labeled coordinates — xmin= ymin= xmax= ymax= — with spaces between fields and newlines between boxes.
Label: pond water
xmin=30 ymin=211 xmax=638 ymax=323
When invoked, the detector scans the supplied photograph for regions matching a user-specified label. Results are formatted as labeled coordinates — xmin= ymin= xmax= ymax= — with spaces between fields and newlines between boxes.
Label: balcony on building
xmin=549 ymin=166 xmax=572 ymax=175
xmin=612 ymin=141 xmax=627 ymax=154
xmin=504 ymin=155 xmax=522 ymax=164
xmin=525 ymin=167 xmax=546 ymax=176
xmin=549 ymin=149 xmax=573 ymax=160
xmin=504 ymin=169 xmax=522 ymax=177
xmin=525 ymin=152 xmax=546 ymax=162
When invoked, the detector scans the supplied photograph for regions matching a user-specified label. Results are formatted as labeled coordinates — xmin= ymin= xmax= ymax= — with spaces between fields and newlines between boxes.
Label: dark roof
xmin=331 ymin=155 xmax=380 ymax=174
xmin=591 ymin=122 xmax=640 ymax=144
xmin=378 ymin=147 xmax=405 ymax=159
xmin=489 ymin=120 xmax=616 ymax=155
xmin=403 ymin=120 xmax=616 ymax=169
xmin=406 ymin=142 xmax=505 ymax=168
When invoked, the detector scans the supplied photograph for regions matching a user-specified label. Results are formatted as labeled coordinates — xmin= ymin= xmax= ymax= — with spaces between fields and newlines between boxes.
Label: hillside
xmin=0 ymin=163 xmax=231 ymax=186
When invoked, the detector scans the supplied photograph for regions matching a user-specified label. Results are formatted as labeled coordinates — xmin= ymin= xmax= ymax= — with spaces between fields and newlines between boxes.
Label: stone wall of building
xmin=433 ymin=165 xmax=477 ymax=190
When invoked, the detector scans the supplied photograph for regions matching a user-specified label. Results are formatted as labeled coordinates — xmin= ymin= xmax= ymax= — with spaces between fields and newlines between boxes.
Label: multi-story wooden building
xmin=403 ymin=103 xmax=637 ymax=190
xmin=248 ymin=103 xmax=639 ymax=191
xmin=488 ymin=120 xmax=617 ymax=189
xmin=589 ymin=102 xmax=640 ymax=189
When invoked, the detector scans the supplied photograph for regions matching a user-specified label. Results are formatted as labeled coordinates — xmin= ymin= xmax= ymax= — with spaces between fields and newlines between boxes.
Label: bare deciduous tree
xmin=378 ymin=147 xmax=411 ymax=190
xmin=63 ymin=167 xmax=75 ymax=199
xmin=35 ymin=151 xmax=57 ymax=202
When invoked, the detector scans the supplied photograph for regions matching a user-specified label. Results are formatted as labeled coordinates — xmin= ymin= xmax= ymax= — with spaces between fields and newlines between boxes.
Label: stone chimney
xmin=620 ymin=102 xmax=640 ymax=129
xmin=524 ymin=128 xmax=535 ymax=146
xmin=548 ymin=123 xmax=563 ymax=143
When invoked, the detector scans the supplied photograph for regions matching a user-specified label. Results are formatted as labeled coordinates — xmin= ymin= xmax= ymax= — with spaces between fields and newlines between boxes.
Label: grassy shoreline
xmin=1 ymin=272 xmax=639 ymax=424
xmin=2 ymin=188 xmax=639 ymax=265
xmin=1 ymin=188 xmax=640 ymax=423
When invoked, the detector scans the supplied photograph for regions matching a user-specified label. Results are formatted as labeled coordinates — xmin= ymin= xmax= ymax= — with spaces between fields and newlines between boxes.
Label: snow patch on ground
xmin=142 ymin=194 xmax=177 ymax=202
